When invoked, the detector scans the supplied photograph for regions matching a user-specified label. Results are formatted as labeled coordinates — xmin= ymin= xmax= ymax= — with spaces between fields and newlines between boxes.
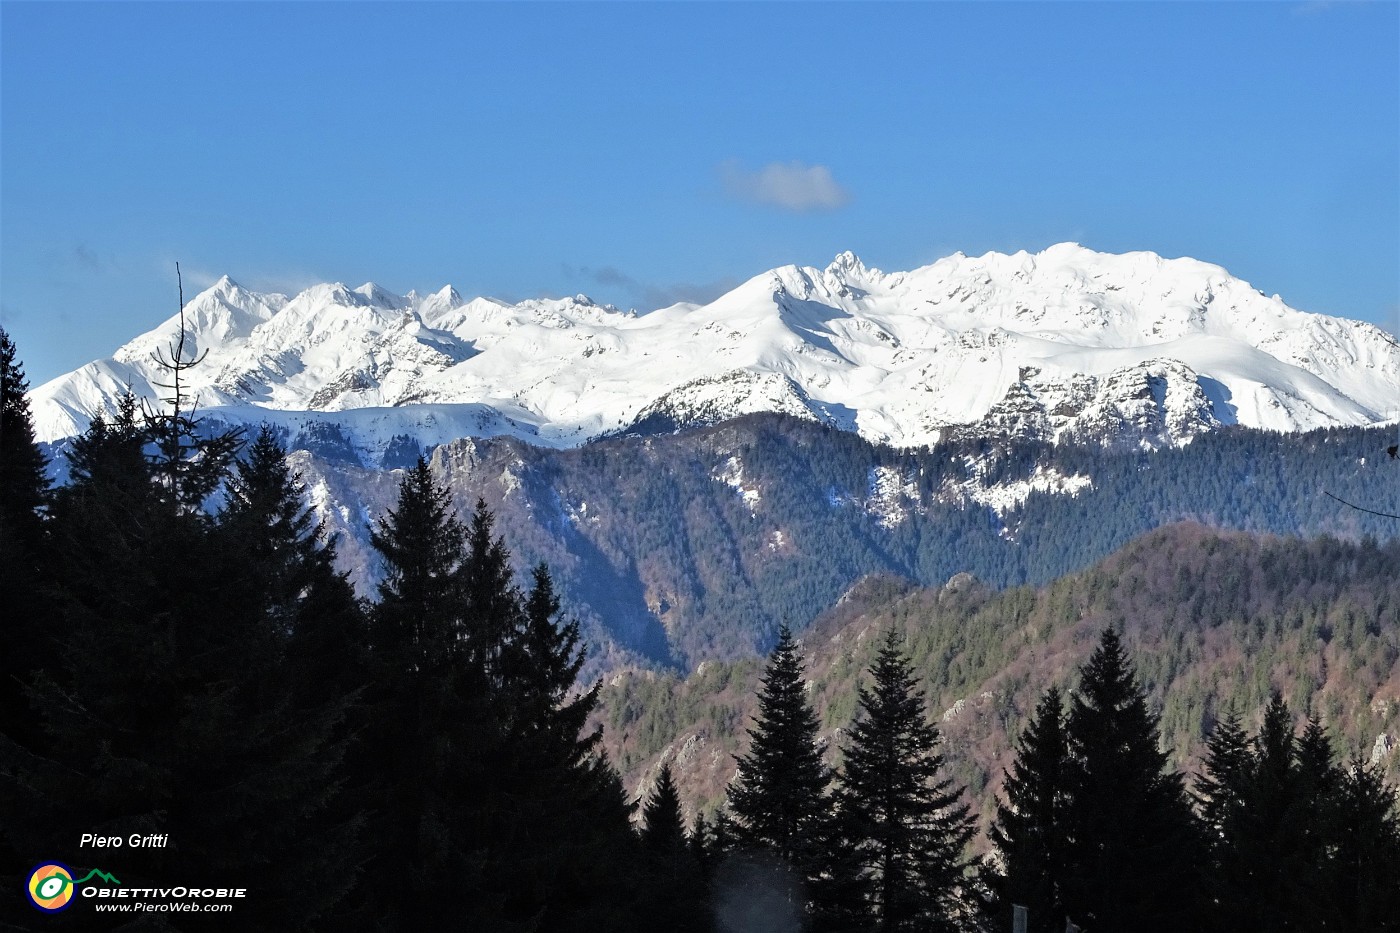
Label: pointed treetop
xmin=369 ymin=455 xmax=467 ymax=668
xmin=641 ymin=764 xmax=687 ymax=854
xmin=1072 ymin=627 xmax=1137 ymax=711
xmin=727 ymin=620 xmax=831 ymax=866
xmin=1193 ymin=708 xmax=1251 ymax=838
xmin=0 ymin=327 xmax=50 ymax=534
xmin=838 ymin=627 xmax=976 ymax=931
xmin=988 ymin=684 xmax=1070 ymax=933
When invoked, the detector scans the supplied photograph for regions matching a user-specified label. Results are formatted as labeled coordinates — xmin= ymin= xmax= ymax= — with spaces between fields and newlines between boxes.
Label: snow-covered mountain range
xmin=29 ymin=243 xmax=1400 ymax=458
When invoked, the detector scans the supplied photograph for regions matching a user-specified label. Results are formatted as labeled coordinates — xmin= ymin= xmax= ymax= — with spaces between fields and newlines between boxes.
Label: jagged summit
xmin=28 ymin=244 xmax=1400 ymax=460
xmin=825 ymin=250 xmax=878 ymax=278
xmin=353 ymin=282 xmax=408 ymax=310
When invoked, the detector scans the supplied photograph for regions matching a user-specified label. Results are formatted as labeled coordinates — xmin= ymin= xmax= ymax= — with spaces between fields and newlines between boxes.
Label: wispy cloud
xmin=171 ymin=263 xmax=223 ymax=292
xmin=35 ymin=244 xmax=119 ymax=296
xmin=1382 ymin=304 xmax=1399 ymax=345
xmin=638 ymin=277 xmax=741 ymax=310
xmin=720 ymin=159 xmax=851 ymax=212
xmin=40 ymin=243 xmax=112 ymax=278
xmin=167 ymin=260 xmax=325 ymax=298
xmin=240 ymin=272 xmax=328 ymax=297
xmin=563 ymin=264 xmax=739 ymax=311
xmin=584 ymin=266 xmax=636 ymax=289
xmin=72 ymin=244 xmax=105 ymax=271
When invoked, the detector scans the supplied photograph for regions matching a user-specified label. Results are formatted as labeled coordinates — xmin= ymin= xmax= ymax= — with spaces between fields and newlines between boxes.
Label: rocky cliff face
xmin=953 ymin=358 xmax=1222 ymax=450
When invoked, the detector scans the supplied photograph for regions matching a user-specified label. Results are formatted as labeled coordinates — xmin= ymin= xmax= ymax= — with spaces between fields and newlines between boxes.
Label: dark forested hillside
xmin=257 ymin=414 xmax=1400 ymax=676
xmin=595 ymin=523 xmax=1400 ymax=831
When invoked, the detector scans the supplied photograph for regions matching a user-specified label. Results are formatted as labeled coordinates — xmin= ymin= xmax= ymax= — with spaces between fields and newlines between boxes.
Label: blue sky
xmin=2 ymin=1 xmax=1397 ymax=385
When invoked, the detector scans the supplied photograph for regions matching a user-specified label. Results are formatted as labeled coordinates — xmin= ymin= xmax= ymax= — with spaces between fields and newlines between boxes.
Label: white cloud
xmin=720 ymin=160 xmax=851 ymax=212
xmin=562 ymin=263 xmax=740 ymax=310
xmin=162 ymin=259 xmax=325 ymax=298
xmin=169 ymin=263 xmax=223 ymax=292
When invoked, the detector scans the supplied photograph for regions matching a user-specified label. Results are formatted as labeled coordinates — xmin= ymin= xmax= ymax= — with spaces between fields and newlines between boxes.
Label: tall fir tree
xmin=221 ymin=425 xmax=367 ymax=699
xmin=1239 ymin=693 xmax=1320 ymax=932
xmin=491 ymin=561 xmax=642 ymax=931
xmin=0 ymin=328 xmax=54 ymax=918
xmin=462 ymin=497 xmax=523 ymax=678
xmin=1 ymin=386 xmax=362 ymax=928
xmin=0 ymin=328 xmax=52 ymax=749
xmin=1060 ymin=628 xmax=1203 ymax=933
xmin=1194 ymin=710 xmax=1251 ymax=839
xmin=1192 ymin=710 xmax=1253 ymax=933
xmin=369 ymin=457 xmax=470 ymax=668
xmin=641 ymin=764 xmax=688 ymax=853
xmin=358 ymin=456 xmax=497 ymax=928
xmin=503 ymin=563 xmax=596 ymax=749
xmin=1324 ymin=757 xmax=1400 ymax=929
xmin=637 ymin=764 xmax=709 ymax=931
xmin=836 ymin=629 xmax=977 ymax=933
xmin=727 ymin=624 xmax=834 ymax=882
xmin=0 ymin=328 xmax=46 ymax=531
xmin=986 ymin=686 xmax=1069 ymax=933
xmin=1293 ymin=715 xmax=1339 ymax=867
xmin=361 ymin=467 xmax=641 ymax=931
xmin=216 ymin=425 xmax=368 ymax=921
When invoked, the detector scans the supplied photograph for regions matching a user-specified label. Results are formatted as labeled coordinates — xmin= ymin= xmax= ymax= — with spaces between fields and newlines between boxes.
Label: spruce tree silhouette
xmin=837 ymin=629 xmax=976 ymax=932
xmin=726 ymin=623 xmax=834 ymax=928
xmin=1192 ymin=710 xmax=1252 ymax=933
xmin=987 ymin=686 xmax=1069 ymax=933
xmin=0 ymin=329 xmax=51 ymax=749
xmin=1060 ymin=628 xmax=1202 ymax=932
xmin=637 ymin=765 xmax=709 ymax=931
xmin=361 ymin=457 xmax=495 ymax=927
xmin=728 ymin=624 xmax=833 ymax=869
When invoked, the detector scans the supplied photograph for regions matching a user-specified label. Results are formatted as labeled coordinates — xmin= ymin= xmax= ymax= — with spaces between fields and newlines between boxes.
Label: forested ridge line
xmin=101 ymin=409 xmax=1399 ymax=678
xmin=597 ymin=521 xmax=1400 ymax=827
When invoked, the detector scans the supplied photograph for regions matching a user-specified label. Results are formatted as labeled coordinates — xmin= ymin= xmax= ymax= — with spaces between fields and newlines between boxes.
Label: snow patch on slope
xmin=866 ymin=466 xmax=922 ymax=528
xmin=943 ymin=464 xmax=1094 ymax=516
xmin=715 ymin=455 xmax=761 ymax=511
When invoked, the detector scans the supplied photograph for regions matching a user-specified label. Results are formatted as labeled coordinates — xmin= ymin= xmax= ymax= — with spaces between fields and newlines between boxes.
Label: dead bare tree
xmin=143 ymin=262 xmax=242 ymax=512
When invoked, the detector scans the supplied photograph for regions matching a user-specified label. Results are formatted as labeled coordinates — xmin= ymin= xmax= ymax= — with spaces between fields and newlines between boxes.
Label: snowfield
xmin=29 ymin=243 xmax=1400 ymax=459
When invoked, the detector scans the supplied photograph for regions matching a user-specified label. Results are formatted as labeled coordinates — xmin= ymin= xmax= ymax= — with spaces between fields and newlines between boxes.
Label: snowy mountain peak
xmin=27 ymin=246 xmax=1400 ymax=459
xmin=413 ymin=285 xmax=465 ymax=322
xmin=353 ymin=282 xmax=408 ymax=310
xmin=193 ymin=274 xmax=281 ymax=310
xmin=433 ymin=284 xmax=463 ymax=304
xmin=826 ymin=250 xmax=874 ymax=278
xmin=303 ymin=282 xmax=360 ymax=307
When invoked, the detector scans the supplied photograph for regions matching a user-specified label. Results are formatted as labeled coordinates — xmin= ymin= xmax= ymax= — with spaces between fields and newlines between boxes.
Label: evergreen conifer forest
xmin=3 ymin=325 xmax=1399 ymax=930
xmin=205 ymin=409 xmax=1399 ymax=683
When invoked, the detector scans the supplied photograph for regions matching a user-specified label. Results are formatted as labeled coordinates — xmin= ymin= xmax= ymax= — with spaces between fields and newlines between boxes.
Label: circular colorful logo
xmin=27 ymin=862 xmax=77 ymax=913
